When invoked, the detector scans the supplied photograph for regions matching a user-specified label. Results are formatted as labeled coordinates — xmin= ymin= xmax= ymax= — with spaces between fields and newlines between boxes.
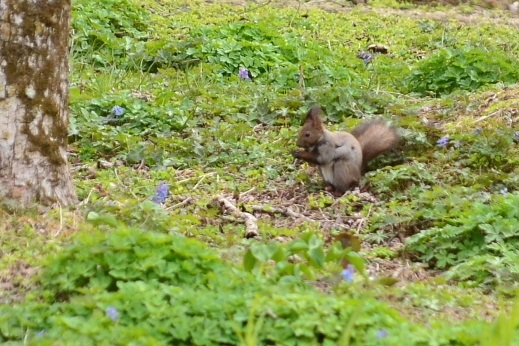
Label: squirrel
xmin=291 ymin=105 xmax=398 ymax=196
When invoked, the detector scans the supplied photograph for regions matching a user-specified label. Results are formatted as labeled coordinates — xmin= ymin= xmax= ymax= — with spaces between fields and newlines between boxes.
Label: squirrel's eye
xmin=305 ymin=132 xmax=310 ymax=137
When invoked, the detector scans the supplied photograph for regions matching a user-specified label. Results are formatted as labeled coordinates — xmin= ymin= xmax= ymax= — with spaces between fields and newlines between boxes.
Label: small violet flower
xmin=356 ymin=51 xmax=373 ymax=65
xmin=437 ymin=135 xmax=449 ymax=147
xmin=111 ymin=105 xmax=125 ymax=118
xmin=238 ymin=67 xmax=250 ymax=80
xmin=376 ymin=330 xmax=388 ymax=339
xmin=151 ymin=182 xmax=169 ymax=204
xmin=106 ymin=306 xmax=119 ymax=321
xmin=341 ymin=264 xmax=355 ymax=283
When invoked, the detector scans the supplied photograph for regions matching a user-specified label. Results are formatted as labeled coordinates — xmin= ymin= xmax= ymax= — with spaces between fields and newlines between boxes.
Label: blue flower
xmin=356 ymin=51 xmax=373 ymax=65
xmin=151 ymin=182 xmax=169 ymax=204
xmin=500 ymin=187 xmax=508 ymax=195
xmin=111 ymin=105 xmax=125 ymax=118
xmin=437 ymin=135 xmax=449 ymax=147
xmin=341 ymin=265 xmax=355 ymax=283
xmin=106 ymin=306 xmax=119 ymax=321
xmin=376 ymin=330 xmax=388 ymax=339
xmin=36 ymin=330 xmax=46 ymax=338
xmin=239 ymin=67 xmax=250 ymax=80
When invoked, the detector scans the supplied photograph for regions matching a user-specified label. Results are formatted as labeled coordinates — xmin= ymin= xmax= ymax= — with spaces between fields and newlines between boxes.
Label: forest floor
xmin=2 ymin=0 xmax=519 ymax=343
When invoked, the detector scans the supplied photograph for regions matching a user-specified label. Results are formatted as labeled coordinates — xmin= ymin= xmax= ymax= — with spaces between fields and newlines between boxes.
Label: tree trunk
xmin=0 ymin=0 xmax=77 ymax=207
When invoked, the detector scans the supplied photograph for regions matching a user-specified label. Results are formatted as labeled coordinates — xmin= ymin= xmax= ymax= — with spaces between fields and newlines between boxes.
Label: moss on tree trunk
xmin=0 ymin=0 xmax=77 ymax=207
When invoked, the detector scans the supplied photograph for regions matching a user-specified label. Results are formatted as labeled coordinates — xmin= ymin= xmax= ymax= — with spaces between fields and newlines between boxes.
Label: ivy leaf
xmin=250 ymin=244 xmax=277 ymax=262
xmin=243 ymin=249 xmax=257 ymax=272
xmin=288 ymin=239 xmax=309 ymax=253
xmin=345 ymin=252 xmax=366 ymax=275
xmin=307 ymin=247 xmax=325 ymax=268
xmin=86 ymin=211 xmax=120 ymax=227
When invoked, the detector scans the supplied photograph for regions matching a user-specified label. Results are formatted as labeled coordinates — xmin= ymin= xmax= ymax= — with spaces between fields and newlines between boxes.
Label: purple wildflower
xmin=376 ymin=330 xmax=388 ymax=339
xmin=239 ymin=67 xmax=250 ymax=80
xmin=437 ymin=135 xmax=449 ymax=147
xmin=151 ymin=182 xmax=169 ymax=204
xmin=341 ymin=264 xmax=355 ymax=283
xmin=111 ymin=105 xmax=125 ymax=118
xmin=106 ymin=306 xmax=119 ymax=321
xmin=356 ymin=51 xmax=373 ymax=65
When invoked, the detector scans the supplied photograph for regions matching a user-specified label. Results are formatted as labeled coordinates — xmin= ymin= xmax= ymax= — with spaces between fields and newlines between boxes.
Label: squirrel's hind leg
xmin=330 ymin=160 xmax=361 ymax=196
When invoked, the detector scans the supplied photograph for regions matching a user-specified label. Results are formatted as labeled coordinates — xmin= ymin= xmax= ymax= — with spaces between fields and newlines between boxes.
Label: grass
xmin=2 ymin=0 xmax=519 ymax=344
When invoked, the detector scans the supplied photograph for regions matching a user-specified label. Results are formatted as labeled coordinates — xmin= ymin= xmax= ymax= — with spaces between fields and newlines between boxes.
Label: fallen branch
xmin=248 ymin=204 xmax=315 ymax=222
xmin=239 ymin=187 xmax=256 ymax=199
xmin=474 ymin=110 xmax=501 ymax=124
xmin=192 ymin=172 xmax=217 ymax=190
xmin=215 ymin=195 xmax=259 ymax=238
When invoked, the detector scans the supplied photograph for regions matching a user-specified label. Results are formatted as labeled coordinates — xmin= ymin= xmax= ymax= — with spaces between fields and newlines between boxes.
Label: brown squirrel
xmin=292 ymin=105 xmax=398 ymax=196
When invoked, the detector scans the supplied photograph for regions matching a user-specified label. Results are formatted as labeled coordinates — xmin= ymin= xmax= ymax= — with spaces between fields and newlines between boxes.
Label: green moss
xmin=2 ymin=0 xmax=71 ymax=165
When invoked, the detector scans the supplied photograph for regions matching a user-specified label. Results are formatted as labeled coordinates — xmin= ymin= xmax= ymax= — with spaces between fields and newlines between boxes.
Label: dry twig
xmin=248 ymin=204 xmax=315 ymax=222
xmin=474 ymin=109 xmax=502 ymax=124
xmin=215 ymin=195 xmax=259 ymax=238
xmin=165 ymin=197 xmax=193 ymax=211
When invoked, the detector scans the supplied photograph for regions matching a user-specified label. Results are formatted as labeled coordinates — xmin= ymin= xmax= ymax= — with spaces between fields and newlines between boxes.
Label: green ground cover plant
xmin=0 ymin=227 xmax=503 ymax=345
xmin=2 ymin=0 xmax=519 ymax=344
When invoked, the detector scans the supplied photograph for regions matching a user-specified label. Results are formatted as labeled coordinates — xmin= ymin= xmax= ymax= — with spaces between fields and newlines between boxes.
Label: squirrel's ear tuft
xmin=305 ymin=105 xmax=323 ymax=125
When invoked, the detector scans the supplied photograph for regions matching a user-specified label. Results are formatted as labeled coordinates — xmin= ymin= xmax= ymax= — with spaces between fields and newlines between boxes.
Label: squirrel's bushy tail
xmin=351 ymin=121 xmax=398 ymax=171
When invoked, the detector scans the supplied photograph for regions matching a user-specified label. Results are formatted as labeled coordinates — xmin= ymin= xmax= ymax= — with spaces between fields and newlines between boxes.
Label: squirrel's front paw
xmin=292 ymin=150 xmax=302 ymax=158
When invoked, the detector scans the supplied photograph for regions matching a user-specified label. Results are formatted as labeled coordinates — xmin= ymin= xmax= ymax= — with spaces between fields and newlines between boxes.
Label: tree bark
xmin=0 ymin=0 xmax=77 ymax=207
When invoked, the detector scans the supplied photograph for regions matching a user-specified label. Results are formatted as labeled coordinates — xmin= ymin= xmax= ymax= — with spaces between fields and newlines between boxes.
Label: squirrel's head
xmin=296 ymin=105 xmax=325 ymax=148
